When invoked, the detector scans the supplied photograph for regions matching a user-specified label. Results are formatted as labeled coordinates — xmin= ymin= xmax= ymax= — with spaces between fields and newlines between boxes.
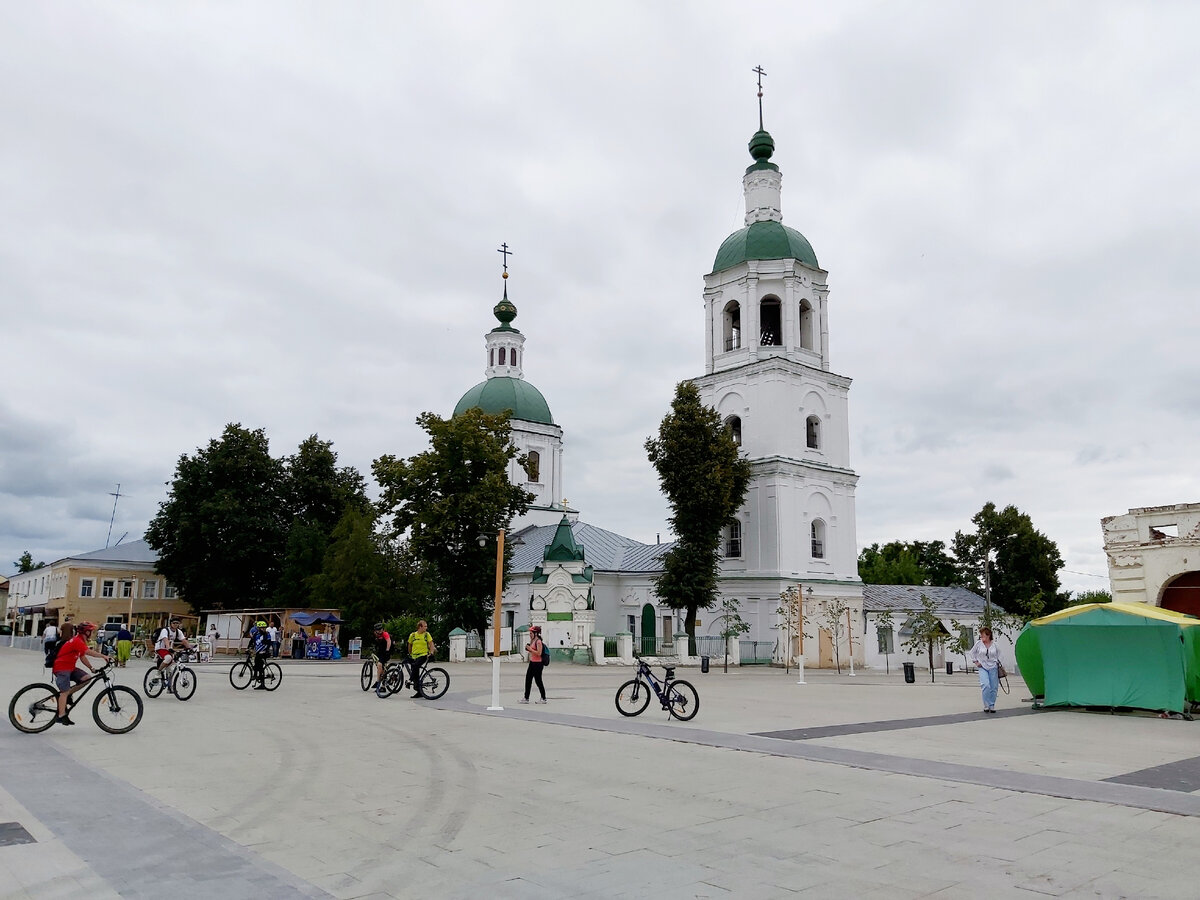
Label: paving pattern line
xmin=429 ymin=693 xmax=1200 ymax=818
xmin=0 ymin=728 xmax=334 ymax=900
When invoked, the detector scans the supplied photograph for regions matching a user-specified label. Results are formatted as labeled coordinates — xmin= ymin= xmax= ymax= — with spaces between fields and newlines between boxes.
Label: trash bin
xmin=903 ymin=661 xmax=915 ymax=683
xmin=291 ymin=638 xmax=305 ymax=659
xmin=946 ymin=661 xmax=954 ymax=675
xmin=701 ymin=656 xmax=710 ymax=674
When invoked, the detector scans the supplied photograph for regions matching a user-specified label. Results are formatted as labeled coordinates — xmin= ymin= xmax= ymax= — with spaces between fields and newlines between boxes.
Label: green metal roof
xmin=453 ymin=376 xmax=554 ymax=425
xmin=712 ymin=220 xmax=818 ymax=273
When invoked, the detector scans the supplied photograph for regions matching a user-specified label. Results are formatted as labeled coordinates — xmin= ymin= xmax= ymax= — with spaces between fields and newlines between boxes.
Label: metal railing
xmin=638 ymin=636 xmax=676 ymax=657
xmin=739 ymin=639 xmax=775 ymax=665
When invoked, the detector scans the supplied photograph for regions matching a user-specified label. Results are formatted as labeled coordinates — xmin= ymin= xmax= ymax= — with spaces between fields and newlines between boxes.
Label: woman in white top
xmin=969 ymin=626 xmax=1001 ymax=714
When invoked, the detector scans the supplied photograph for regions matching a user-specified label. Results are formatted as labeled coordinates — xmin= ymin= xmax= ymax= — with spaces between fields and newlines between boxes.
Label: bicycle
xmin=229 ymin=649 xmax=282 ymax=691
xmin=615 ymin=658 xmax=699 ymax=721
xmin=130 ymin=641 xmax=148 ymax=659
xmin=9 ymin=663 xmax=144 ymax=734
xmin=360 ymin=653 xmax=404 ymax=695
xmin=144 ymin=654 xmax=197 ymax=701
xmin=382 ymin=655 xmax=450 ymax=700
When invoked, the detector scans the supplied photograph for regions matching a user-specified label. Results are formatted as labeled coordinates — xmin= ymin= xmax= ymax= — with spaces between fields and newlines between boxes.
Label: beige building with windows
xmin=6 ymin=539 xmax=188 ymax=636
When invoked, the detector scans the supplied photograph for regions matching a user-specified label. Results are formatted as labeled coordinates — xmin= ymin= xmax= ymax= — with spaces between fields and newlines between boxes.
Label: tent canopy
xmin=1015 ymin=602 xmax=1200 ymax=713
xmin=291 ymin=611 xmax=345 ymax=626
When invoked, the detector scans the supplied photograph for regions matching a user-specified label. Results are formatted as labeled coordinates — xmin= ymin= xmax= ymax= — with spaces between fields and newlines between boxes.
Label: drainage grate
xmin=0 ymin=822 xmax=36 ymax=846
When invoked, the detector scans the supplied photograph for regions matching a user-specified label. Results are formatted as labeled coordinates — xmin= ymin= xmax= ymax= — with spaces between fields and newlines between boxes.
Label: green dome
xmin=453 ymin=377 xmax=554 ymax=425
xmin=712 ymin=220 xmax=819 ymax=273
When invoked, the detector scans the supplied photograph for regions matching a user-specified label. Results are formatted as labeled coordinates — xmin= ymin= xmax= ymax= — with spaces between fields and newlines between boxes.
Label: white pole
xmin=796 ymin=654 xmax=805 ymax=685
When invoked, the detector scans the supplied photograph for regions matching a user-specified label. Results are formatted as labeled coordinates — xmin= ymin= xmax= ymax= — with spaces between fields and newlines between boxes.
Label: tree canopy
xmin=951 ymin=501 xmax=1066 ymax=619
xmin=858 ymin=540 xmax=958 ymax=586
xmin=146 ymin=424 xmax=369 ymax=614
xmin=13 ymin=551 xmax=46 ymax=572
xmin=372 ymin=409 xmax=532 ymax=637
xmin=645 ymin=381 xmax=751 ymax=651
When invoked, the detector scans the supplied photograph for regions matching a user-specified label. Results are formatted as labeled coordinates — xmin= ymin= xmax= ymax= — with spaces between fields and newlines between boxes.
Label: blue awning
xmin=291 ymin=612 xmax=344 ymax=626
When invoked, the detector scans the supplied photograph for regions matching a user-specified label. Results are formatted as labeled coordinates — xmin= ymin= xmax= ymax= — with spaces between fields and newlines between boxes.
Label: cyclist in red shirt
xmin=52 ymin=621 xmax=109 ymax=726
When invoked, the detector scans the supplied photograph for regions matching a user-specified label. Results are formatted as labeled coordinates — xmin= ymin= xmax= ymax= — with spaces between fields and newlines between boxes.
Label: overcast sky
xmin=4 ymin=2 xmax=1198 ymax=594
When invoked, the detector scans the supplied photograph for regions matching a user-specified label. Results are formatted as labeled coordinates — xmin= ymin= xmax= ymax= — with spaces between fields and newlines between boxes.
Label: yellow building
xmin=9 ymin=539 xmax=190 ymax=638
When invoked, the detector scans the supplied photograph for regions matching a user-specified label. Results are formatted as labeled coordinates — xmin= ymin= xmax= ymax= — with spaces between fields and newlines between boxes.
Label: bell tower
xmin=694 ymin=73 xmax=862 ymax=656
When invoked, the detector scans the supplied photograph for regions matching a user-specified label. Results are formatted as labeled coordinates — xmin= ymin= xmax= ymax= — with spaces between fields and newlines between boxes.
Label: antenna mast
xmin=106 ymin=483 xmax=124 ymax=548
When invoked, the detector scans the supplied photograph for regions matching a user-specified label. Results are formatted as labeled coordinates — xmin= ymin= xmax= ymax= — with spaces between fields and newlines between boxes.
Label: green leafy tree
xmin=309 ymin=507 xmax=391 ymax=644
xmin=818 ymin=598 xmax=849 ymax=674
xmin=859 ymin=540 xmax=959 ymax=586
xmin=952 ymin=502 xmax=1066 ymax=620
xmin=645 ymin=381 xmax=751 ymax=654
xmin=1068 ymin=588 xmax=1112 ymax=606
xmin=777 ymin=586 xmax=809 ymax=673
xmin=713 ymin=595 xmax=750 ymax=673
xmin=901 ymin=594 xmax=947 ymax=683
xmin=146 ymin=423 xmax=287 ymax=612
xmin=372 ymin=409 xmax=532 ymax=638
xmin=275 ymin=435 xmax=370 ymax=607
xmin=13 ymin=551 xmax=46 ymax=572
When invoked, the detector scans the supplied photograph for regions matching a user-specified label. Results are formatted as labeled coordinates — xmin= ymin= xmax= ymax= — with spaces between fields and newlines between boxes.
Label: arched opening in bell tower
xmin=1161 ymin=571 xmax=1200 ymax=618
xmin=725 ymin=415 xmax=742 ymax=446
xmin=805 ymin=415 xmax=821 ymax=449
xmin=799 ymin=299 xmax=815 ymax=350
xmin=525 ymin=450 xmax=540 ymax=483
xmin=723 ymin=301 xmax=741 ymax=351
xmin=760 ymin=297 xmax=782 ymax=346
xmin=499 ymin=347 xmax=507 ymax=365
xmin=811 ymin=519 xmax=826 ymax=560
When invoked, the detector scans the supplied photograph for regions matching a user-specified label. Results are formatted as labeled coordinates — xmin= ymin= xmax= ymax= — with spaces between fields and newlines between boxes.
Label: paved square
xmin=2 ymin=648 xmax=1198 ymax=898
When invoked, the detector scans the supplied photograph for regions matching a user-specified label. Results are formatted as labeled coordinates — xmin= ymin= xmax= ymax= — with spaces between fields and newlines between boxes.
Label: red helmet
xmin=77 ymin=621 xmax=97 ymax=634
xmin=530 ymin=625 xmax=541 ymax=633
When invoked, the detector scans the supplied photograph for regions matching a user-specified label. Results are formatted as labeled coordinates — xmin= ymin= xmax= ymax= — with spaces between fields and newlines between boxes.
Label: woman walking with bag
xmin=521 ymin=625 xmax=548 ymax=704
xmin=970 ymin=626 xmax=1002 ymax=714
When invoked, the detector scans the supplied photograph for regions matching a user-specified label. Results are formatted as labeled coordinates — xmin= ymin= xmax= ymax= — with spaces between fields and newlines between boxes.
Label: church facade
xmin=453 ymin=110 xmax=863 ymax=666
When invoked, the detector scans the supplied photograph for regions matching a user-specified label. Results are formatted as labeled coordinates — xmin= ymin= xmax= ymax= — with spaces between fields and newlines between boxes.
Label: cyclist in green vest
xmin=406 ymin=620 xmax=437 ymax=699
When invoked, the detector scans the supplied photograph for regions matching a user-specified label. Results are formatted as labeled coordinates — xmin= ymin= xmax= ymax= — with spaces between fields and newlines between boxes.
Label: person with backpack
xmin=248 ymin=620 xmax=270 ymax=689
xmin=155 ymin=619 xmax=191 ymax=677
xmin=371 ymin=623 xmax=392 ymax=697
xmin=51 ymin=621 xmax=108 ymax=726
xmin=521 ymin=625 xmax=548 ymax=704
xmin=406 ymin=620 xmax=436 ymax=698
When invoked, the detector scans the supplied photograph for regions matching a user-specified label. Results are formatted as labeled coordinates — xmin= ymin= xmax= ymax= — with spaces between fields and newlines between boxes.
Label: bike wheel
xmin=93 ymin=685 xmax=143 ymax=734
xmin=665 ymin=680 xmax=700 ymax=721
xmin=262 ymin=663 xmax=283 ymax=691
xmin=172 ymin=667 xmax=197 ymax=701
xmin=143 ymin=667 xmax=165 ymax=698
xmin=131 ymin=644 xmax=145 ymax=659
xmin=419 ymin=667 xmax=449 ymax=700
xmin=383 ymin=664 xmax=404 ymax=695
xmin=229 ymin=662 xmax=253 ymax=690
xmin=360 ymin=661 xmax=374 ymax=692
xmin=8 ymin=683 xmax=60 ymax=733
xmin=615 ymin=679 xmax=650 ymax=717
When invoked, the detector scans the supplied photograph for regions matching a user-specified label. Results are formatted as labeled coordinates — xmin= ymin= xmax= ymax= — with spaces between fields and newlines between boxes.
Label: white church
xmin=452 ymin=100 xmax=870 ymax=668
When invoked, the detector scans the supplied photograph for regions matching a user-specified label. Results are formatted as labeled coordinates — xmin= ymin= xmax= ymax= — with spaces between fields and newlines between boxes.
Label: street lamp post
xmin=478 ymin=529 xmax=524 ymax=711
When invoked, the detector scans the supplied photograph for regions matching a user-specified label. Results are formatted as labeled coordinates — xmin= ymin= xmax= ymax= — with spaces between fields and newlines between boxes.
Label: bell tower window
xmin=760 ymin=297 xmax=781 ymax=346
xmin=499 ymin=347 xmax=507 ymax=366
xmin=723 ymin=301 xmax=741 ymax=351
xmin=726 ymin=415 xmax=742 ymax=446
xmin=799 ymin=299 xmax=815 ymax=350
xmin=489 ymin=349 xmax=495 ymax=367
xmin=806 ymin=415 xmax=820 ymax=449
xmin=811 ymin=519 xmax=826 ymax=559
xmin=725 ymin=520 xmax=742 ymax=558
xmin=526 ymin=450 xmax=540 ymax=483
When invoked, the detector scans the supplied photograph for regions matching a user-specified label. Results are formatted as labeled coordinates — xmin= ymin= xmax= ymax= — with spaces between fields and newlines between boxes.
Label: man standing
xmin=42 ymin=621 xmax=59 ymax=657
xmin=406 ymin=620 xmax=437 ymax=698
xmin=266 ymin=621 xmax=280 ymax=658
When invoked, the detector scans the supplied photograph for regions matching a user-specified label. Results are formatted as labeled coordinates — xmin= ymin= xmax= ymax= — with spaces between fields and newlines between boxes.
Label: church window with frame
xmin=723 ymin=301 xmax=741 ymax=351
xmin=725 ymin=520 xmax=743 ymax=558
xmin=811 ymin=519 xmax=826 ymax=560
xmin=512 ymin=349 xmax=518 ymax=367
xmin=759 ymin=297 xmax=782 ymax=346
xmin=499 ymin=347 xmax=507 ymax=366
xmin=806 ymin=415 xmax=820 ymax=449
xmin=726 ymin=415 xmax=742 ymax=446
xmin=526 ymin=450 xmax=540 ymax=483
xmin=799 ymin=299 xmax=815 ymax=350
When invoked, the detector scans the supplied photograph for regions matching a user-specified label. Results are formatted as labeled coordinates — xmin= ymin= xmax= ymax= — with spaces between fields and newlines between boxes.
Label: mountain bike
xmin=360 ymin=653 xmax=404 ymax=695
xmin=144 ymin=655 xmax=197 ymax=701
xmin=230 ymin=650 xmax=282 ymax=691
xmin=9 ymin=664 xmax=144 ymax=734
xmin=615 ymin=659 xmax=699 ymax=721
xmin=130 ymin=641 xmax=147 ymax=659
xmin=383 ymin=656 xmax=450 ymax=699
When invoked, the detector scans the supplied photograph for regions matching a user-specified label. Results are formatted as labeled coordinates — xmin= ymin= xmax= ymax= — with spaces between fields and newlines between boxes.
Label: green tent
xmin=1015 ymin=602 xmax=1200 ymax=713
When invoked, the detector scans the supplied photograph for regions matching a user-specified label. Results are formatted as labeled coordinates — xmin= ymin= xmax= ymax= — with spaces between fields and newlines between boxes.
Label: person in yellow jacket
xmin=406 ymin=620 xmax=437 ymax=699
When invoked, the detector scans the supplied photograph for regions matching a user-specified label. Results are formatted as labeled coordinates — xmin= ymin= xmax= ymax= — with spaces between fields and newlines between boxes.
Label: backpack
xmin=540 ymin=641 xmax=549 ymax=667
xmin=44 ymin=638 xmax=65 ymax=669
